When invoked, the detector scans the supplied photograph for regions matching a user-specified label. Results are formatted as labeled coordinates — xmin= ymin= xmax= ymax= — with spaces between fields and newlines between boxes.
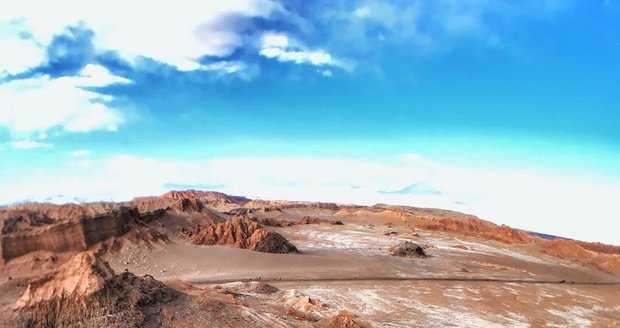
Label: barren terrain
xmin=1 ymin=190 xmax=618 ymax=327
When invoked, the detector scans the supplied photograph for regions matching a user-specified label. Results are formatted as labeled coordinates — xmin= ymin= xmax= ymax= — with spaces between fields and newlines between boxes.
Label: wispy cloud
xmin=8 ymin=140 xmax=53 ymax=150
xmin=259 ymin=33 xmax=353 ymax=70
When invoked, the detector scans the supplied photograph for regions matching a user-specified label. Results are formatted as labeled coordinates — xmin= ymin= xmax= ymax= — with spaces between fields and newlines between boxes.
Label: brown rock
xmin=481 ymin=225 xmax=536 ymax=244
xmin=316 ymin=310 xmax=369 ymax=328
xmin=161 ymin=190 xmax=250 ymax=205
xmin=254 ymin=216 xmax=343 ymax=227
xmin=0 ymin=207 xmax=165 ymax=263
xmin=388 ymin=241 xmax=427 ymax=258
xmin=190 ymin=217 xmax=298 ymax=253
xmin=14 ymin=252 xmax=177 ymax=327
xmin=420 ymin=217 xmax=492 ymax=235
xmin=541 ymin=238 xmax=594 ymax=259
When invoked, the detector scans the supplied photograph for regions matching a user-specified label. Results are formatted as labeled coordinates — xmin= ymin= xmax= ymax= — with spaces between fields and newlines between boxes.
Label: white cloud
xmin=1 ymin=153 xmax=619 ymax=245
xmin=259 ymin=33 xmax=353 ymax=71
xmin=69 ymin=149 xmax=91 ymax=157
xmin=320 ymin=69 xmax=333 ymax=77
xmin=9 ymin=140 xmax=53 ymax=149
xmin=0 ymin=20 xmax=46 ymax=75
xmin=0 ymin=0 xmax=282 ymax=71
xmin=0 ymin=64 xmax=129 ymax=136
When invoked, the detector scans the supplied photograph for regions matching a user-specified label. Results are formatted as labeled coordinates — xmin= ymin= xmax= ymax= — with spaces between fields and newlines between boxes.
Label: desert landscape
xmin=0 ymin=190 xmax=618 ymax=327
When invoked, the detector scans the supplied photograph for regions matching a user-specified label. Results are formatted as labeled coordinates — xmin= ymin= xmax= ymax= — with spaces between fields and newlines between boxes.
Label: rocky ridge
xmin=189 ymin=216 xmax=299 ymax=253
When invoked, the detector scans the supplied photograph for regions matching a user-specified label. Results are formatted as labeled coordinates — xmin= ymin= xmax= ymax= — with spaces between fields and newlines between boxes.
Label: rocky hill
xmin=14 ymin=252 xmax=177 ymax=327
xmin=189 ymin=216 xmax=298 ymax=253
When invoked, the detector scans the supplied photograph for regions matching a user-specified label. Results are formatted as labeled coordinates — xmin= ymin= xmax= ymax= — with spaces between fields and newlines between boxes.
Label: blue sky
xmin=1 ymin=0 xmax=619 ymax=244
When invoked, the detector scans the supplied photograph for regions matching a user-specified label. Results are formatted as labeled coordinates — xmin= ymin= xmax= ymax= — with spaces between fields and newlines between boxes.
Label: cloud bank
xmin=2 ymin=153 xmax=618 ymax=245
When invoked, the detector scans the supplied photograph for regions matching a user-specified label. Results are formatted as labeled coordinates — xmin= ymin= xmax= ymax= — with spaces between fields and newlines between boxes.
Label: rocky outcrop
xmin=4 ymin=202 xmax=122 ymax=221
xmin=481 ymin=225 xmax=536 ymax=244
xmin=0 ymin=210 xmax=55 ymax=234
xmin=280 ymin=202 xmax=344 ymax=211
xmin=0 ymin=207 xmax=165 ymax=263
xmin=253 ymin=216 xmax=343 ymax=227
xmin=161 ymin=190 xmax=250 ymax=204
xmin=420 ymin=217 xmax=492 ymax=235
xmin=316 ymin=310 xmax=369 ymax=328
xmin=189 ymin=217 xmax=298 ymax=253
xmin=388 ymin=241 xmax=427 ymax=258
xmin=14 ymin=252 xmax=177 ymax=327
xmin=541 ymin=238 xmax=620 ymax=273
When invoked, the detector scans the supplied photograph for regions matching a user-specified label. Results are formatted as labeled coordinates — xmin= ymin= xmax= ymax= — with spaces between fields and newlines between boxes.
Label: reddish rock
xmin=481 ymin=225 xmax=536 ymax=244
xmin=316 ymin=310 xmax=369 ymax=328
xmin=420 ymin=217 xmax=492 ymax=235
xmin=253 ymin=216 xmax=343 ymax=227
xmin=0 ymin=206 xmax=165 ymax=263
xmin=190 ymin=217 xmax=298 ymax=254
xmin=14 ymin=252 xmax=176 ymax=327
xmin=161 ymin=190 xmax=249 ymax=205
xmin=575 ymin=241 xmax=620 ymax=255
xmin=541 ymin=238 xmax=594 ymax=259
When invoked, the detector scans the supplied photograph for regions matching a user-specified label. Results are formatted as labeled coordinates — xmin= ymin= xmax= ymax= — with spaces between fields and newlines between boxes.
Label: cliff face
xmin=0 ymin=207 xmax=164 ymax=263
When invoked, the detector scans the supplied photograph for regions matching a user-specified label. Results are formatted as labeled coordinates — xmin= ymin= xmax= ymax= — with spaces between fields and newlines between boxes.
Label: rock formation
xmin=190 ymin=217 xmax=298 ymax=253
xmin=388 ymin=241 xmax=427 ymax=258
xmin=253 ymin=216 xmax=343 ymax=227
xmin=0 ymin=206 xmax=165 ymax=263
xmin=541 ymin=238 xmax=620 ymax=273
xmin=316 ymin=310 xmax=369 ymax=328
xmin=541 ymin=238 xmax=594 ymax=259
xmin=481 ymin=225 xmax=536 ymax=244
xmin=419 ymin=217 xmax=493 ymax=235
xmin=161 ymin=190 xmax=250 ymax=205
xmin=14 ymin=252 xmax=177 ymax=327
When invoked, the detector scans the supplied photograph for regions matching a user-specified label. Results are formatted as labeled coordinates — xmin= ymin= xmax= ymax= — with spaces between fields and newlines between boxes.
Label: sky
xmin=1 ymin=0 xmax=619 ymax=244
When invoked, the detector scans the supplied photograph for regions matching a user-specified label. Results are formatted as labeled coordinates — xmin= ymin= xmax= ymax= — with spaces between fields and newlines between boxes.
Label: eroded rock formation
xmin=253 ymin=216 xmax=343 ymax=227
xmin=14 ymin=252 xmax=177 ymax=327
xmin=189 ymin=217 xmax=298 ymax=253
xmin=162 ymin=190 xmax=250 ymax=204
xmin=0 ymin=206 xmax=165 ymax=263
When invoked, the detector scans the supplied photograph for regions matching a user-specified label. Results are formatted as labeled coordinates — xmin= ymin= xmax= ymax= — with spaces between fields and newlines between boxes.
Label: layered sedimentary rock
xmin=14 ymin=252 xmax=177 ymax=327
xmin=0 ymin=207 xmax=164 ymax=262
xmin=189 ymin=216 xmax=298 ymax=253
